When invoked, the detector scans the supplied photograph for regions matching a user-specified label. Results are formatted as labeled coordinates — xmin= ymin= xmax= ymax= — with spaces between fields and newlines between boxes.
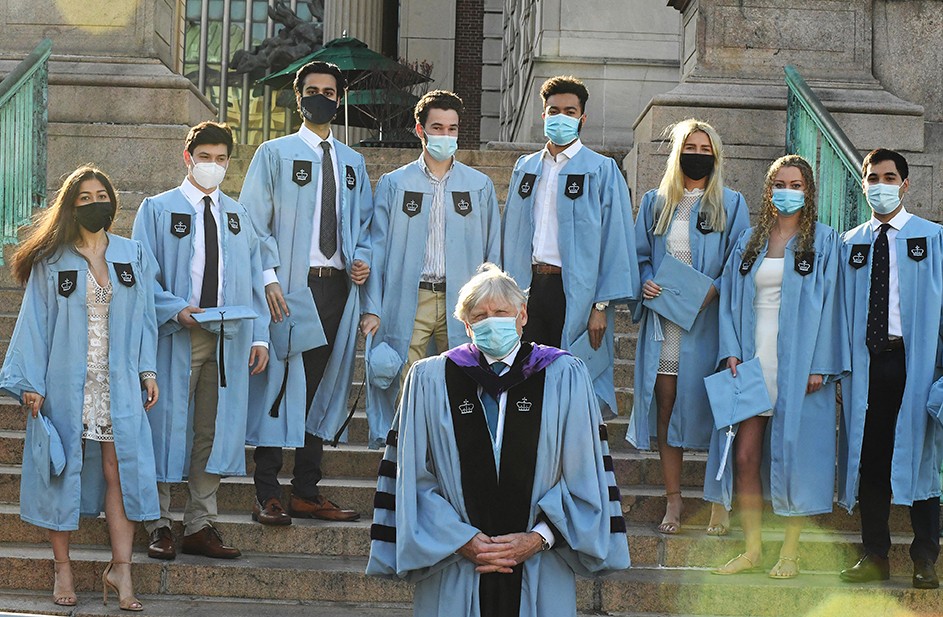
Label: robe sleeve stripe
xmin=603 ymin=455 xmax=614 ymax=472
xmin=386 ymin=430 xmax=398 ymax=448
xmin=378 ymin=459 xmax=396 ymax=478
xmin=370 ymin=523 xmax=396 ymax=543
xmin=610 ymin=516 xmax=626 ymax=533
xmin=373 ymin=491 xmax=396 ymax=511
xmin=599 ymin=424 xmax=608 ymax=442
xmin=608 ymin=486 xmax=621 ymax=502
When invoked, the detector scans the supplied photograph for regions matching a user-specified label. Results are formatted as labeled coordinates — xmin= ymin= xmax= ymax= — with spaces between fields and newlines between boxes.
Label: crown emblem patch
xmin=459 ymin=399 xmax=475 ymax=415
xmin=516 ymin=397 xmax=532 ymax=413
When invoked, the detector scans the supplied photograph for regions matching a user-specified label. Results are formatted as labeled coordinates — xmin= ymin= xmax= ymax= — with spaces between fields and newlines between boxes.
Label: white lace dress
xmin=82 ymin=271 xmax=114 ymax=442
xmin=657 ymin=188 xmax=704 ymax=375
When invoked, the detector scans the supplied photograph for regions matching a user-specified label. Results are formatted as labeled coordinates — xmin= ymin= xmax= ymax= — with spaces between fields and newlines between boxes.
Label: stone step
xmin=0 ymin=545 xmax=937 ymax=616
xmin=0 ymin=505 xmax=922 ymax=574
xmin=0 ymin=461 xmax=917 ymax=534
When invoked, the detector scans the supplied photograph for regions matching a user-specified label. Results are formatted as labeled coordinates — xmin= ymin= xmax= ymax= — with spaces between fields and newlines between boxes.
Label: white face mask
xmin=190 ymin=161 xmax=227 ymax=189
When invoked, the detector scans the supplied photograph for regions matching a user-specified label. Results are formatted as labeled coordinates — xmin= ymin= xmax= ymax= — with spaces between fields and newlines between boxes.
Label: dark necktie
xmin=200 ymin=195 xmax=218 ymax=308
xmin=866 ymin=223 xmax=891 ymax=353
xmin=481 ymin=361 xmax=507 ymax=437
xmin=319 ymin=141 xmax=337 ymax=259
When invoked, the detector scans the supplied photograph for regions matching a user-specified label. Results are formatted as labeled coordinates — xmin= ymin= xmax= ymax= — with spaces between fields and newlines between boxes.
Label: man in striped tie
xmin=360 ymin=90 xmax=501 ymax=450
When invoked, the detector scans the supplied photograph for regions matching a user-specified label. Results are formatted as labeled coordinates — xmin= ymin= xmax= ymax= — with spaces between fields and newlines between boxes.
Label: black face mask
xmin=679 ymin=153 xmax=715 ymax=181
xmin=74 ymin=201 xmax=116 ymax=233
xmin=300 ymin=94 xmax=338 ymax=125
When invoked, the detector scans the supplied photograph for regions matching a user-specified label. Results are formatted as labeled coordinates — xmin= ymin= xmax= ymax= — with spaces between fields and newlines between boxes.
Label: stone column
xmin=0 ymin=0 xmax=213 ymax=198
xmin=323 ymin=0 xmax=385 ymax=51
xmin=626 ymin=0 xmax=925 ymax=211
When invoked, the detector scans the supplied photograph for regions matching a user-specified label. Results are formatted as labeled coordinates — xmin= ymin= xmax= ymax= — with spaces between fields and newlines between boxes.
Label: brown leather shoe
xmin=181 ymin=525 xmax=241 ymax=559
xmin=147 ymin=527 xmax=176 ymax=560
xmin=289 ymin=494 xmax=360 ymax=521
xmin=252 ymin=497 xmax=292 ymax=526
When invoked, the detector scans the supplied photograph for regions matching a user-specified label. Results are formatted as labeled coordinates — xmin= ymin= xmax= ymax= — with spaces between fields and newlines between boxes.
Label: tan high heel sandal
xmin=657 ymin=491 xmax=683 ymax=534
xmin=102 ymin=560 xmax=143 ymax=611
xmin=53 ymin=559 xmax=77 ymax=607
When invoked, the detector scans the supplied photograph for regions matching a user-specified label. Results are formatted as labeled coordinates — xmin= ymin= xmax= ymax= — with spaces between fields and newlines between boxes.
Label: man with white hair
xmin=366 ymin=263 xmax=629 ymax=617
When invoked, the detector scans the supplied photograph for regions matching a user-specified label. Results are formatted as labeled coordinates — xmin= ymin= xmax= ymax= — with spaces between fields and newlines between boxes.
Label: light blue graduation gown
xmin=703 ymin=224 xmax=849 ymax=514
xmin=240 ymin=134 xmax=373 ymax=447
xmin=362 ymin=159 xmax=500 ymax=448
xmin=365 ymin=354 xmax=629 ymax=617
xmin=132 ymin=188 xmax=268 ymax=481
xmin=627 ymin=187 xmax=749 ymax=450
xmin=502 ymin=147 xmax=639 ymax=416
xmin=838 ymin=215 xmax=943 ymax=511
xmin=0 ymin=235 xmax=159 ymax=530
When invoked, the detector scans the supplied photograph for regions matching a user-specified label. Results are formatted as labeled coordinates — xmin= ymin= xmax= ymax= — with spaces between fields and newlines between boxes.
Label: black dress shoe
xmin=147 ymin=526 xmax=176 ymax=560
xmin=913 ymin=560 xmax=939 ymax=589
xmin=840 ymin=554 xmax=890 ymax=583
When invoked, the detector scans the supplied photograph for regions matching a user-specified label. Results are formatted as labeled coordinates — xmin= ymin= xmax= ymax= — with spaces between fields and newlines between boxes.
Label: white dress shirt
xmin=263 ymin=125 xmax=343 ymax=286
xmin=532 ymin=140 xmax=583 ymax=267
xmin=869 ymin=207 xmax=912 ymax=338
xmin=418 ymin=154 xmax=453 ymax=282
xmin=180 ymin=178 xmax=267 ymax=349
xmin=180 ymin=178 xmax=223 ymax=308
xmin=480 ymin=341 xmax=555 ymax=548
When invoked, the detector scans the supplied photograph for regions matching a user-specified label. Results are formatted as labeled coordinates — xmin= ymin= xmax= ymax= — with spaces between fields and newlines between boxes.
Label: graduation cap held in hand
xmin=191 ymin=305 xmax=259 ymax=388
xmin=703 ymin=357 xmax=772 ymax=480
xmin=29 ymin=411 xmax=66 ymax=486
xmin=643 ymin=254 xmax=715 ymax=338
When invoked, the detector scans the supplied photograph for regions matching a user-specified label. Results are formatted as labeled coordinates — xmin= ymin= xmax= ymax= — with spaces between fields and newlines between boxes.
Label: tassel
xmin=652 ymin=313 xmax=664 ymax=342
xmin=269 ymin=325 xmax=293 ymax=418
xmin=218 ymin=316 xmax=227 ymax=388
xmin=716 ymin=425 xmax=736 ymax=481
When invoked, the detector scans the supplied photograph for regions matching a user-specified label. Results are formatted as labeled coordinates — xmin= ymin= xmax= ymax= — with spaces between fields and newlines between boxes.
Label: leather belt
xmin=309 ymin=267 xmax=344 ymax=278
xmin=419 ymin=280 xmax=446 ymax=292
xmin=532 ymin=263 xmax=562 ymax=275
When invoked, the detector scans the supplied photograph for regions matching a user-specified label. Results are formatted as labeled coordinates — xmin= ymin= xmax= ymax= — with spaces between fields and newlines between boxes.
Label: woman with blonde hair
xmin=0 ymin=166 xmax=160 ymax=609
xmin=707 ymin=154 xmax=848 ymax=577
xmin=627 ymin=119 xmax=749 ymax=535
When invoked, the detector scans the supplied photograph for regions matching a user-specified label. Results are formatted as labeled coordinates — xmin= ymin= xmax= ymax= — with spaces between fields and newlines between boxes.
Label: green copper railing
xmin=0 ymin=38 xmax=51 ymax=264
xmin=784 ymin=65 xmax=868 ymax=232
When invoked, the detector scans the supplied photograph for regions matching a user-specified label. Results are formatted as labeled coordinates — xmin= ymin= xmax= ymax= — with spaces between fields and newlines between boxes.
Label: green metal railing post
xmin=0 ymin=38 xmax=52 ymax=264
xmin=784 ymin=65 xmax=868 ymax=232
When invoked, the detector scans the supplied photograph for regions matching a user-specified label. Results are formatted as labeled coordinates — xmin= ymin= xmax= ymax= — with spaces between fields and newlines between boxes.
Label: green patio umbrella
xmin=256 ymin=36 xmax=430 ymax=143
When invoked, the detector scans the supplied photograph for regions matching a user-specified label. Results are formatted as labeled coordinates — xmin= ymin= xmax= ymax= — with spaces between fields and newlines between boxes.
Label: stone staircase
xmin=0 ymin=147 xmax=938 ymax=616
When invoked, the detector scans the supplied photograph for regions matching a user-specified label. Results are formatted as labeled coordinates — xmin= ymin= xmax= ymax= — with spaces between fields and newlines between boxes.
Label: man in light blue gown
xmin=133 ymin=121 xmax=269 ymax=559
xmin=361 ymin=90 xmax=500 ymax=448
xmin=838 ymin=148 xmax=941 ymax=589
xmin=366 ymin=265 xmax=629 ymax=617
xmin=502 ymin=75 xmax=638 ymax=417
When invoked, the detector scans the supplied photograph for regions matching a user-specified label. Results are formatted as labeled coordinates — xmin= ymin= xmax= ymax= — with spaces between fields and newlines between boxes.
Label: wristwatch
xmin=594 ymin=301 xmax=609 ymax=312
xmin=539 ymin=535 xmax=551 ymax=551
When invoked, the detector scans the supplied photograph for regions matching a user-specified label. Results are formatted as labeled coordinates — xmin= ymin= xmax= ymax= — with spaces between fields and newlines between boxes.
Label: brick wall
xmin=453 ymin=0 xmax=483 ymax=148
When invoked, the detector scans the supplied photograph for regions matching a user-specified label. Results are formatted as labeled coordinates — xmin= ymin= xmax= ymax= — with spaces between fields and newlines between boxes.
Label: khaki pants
xmin=402 ymin=288 xmax=450 ymax=385
xmin=146 ymin=327 xmax=220 ymax=536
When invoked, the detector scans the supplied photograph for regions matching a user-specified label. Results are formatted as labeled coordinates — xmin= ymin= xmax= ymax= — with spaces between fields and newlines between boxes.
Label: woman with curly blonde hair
xmin=707 ymin=155 xmax=849 ymax=578
xmin=627 ymin=119 xmax=750 ymax=536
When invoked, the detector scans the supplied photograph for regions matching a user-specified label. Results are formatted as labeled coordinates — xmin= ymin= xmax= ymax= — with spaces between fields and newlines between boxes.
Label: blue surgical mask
xmin=544 ymin=114 xmax=581 ymax=146
xmin=867 ymin=183 xmax=903 ymax=215
xmin=470 ymin=316 xmax=520 ymax=359
xmin=771 ymin=188 xmax=805 ymax=215
xmin=424 ymin=134 xmax=458 ymax=162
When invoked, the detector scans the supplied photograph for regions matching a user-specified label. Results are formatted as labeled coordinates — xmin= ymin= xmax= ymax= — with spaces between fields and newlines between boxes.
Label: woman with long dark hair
xmin=1 ymin=166 xmax=159 ymax=610
xmin=707 ymin=155 xmax=848 ymax=577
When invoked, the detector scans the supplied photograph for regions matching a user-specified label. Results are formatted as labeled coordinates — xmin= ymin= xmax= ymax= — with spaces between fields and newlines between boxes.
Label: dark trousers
xmin=522 ymin=273 xmax=566 ymax=347
xmin=254 ymin=273 xmax=349 ymax=502
xmin=859 ymin=346 xmax=941 ymax=563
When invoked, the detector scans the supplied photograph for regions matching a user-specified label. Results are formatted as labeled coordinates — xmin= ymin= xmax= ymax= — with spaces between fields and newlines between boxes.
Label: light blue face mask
xmin=543 ymin=113 xmax=581 ymax=146
xmin=771 ymin=188 xmax=806 ymax=215
xmin=470 ymin=315 xmax=520 ymax=359
xmin=866 ymin=183 xmax=903 ymax=215
xmin=424 ymin=134 xmax=458 ymax=162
